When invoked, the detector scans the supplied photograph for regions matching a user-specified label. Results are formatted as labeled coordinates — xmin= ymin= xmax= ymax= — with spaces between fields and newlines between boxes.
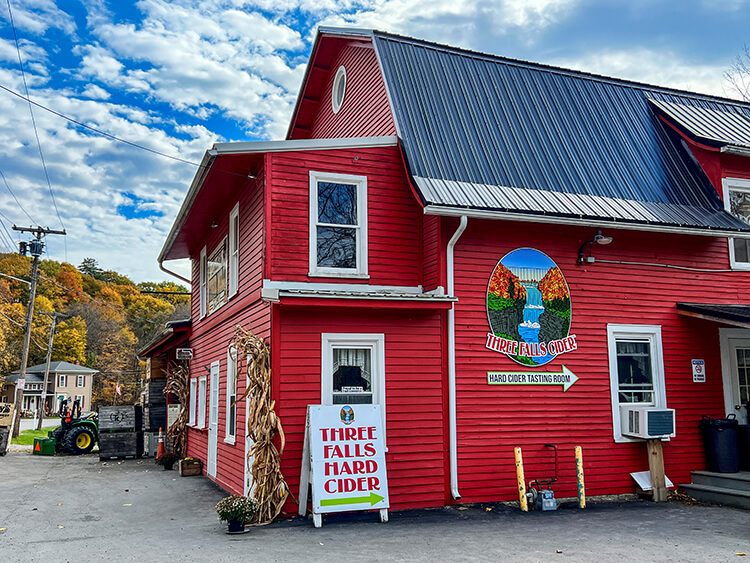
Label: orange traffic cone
xmin=156 ymin=427 xmax=165 ymax=459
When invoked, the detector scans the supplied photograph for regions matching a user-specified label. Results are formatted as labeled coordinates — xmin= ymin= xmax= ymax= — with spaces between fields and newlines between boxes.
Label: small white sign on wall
xmin=692 ymin=359 xmax=706 ymax=383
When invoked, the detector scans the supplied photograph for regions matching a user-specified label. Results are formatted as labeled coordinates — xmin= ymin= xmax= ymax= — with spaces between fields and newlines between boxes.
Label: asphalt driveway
xmin=1 ymin=451 xmax=748 ymax=562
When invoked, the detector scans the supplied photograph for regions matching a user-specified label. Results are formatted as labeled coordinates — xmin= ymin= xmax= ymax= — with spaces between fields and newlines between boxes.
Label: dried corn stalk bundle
xmin=164 ymin=361 xmax=189 ymax=458
xmin=232 ymin=325 xmax=289 ymax=525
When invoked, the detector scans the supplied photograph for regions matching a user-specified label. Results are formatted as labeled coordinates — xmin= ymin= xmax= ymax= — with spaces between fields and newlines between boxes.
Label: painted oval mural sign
xmin=485 ymin=248 xmax=577 ymax=367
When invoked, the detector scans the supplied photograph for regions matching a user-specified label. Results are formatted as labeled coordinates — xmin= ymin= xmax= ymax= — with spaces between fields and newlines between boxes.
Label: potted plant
xmin=178 ymin=457 xmax=202 ymax=476
xmin=215 ymin=495 xmax=257 ymax=534
xmin=155 ymin=451 xmax=180 ymax=470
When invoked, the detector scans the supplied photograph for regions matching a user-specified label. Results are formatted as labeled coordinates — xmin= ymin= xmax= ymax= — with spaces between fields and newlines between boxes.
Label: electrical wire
xmin=594 ymin=259 xmax=737 ymax=273
xmin=0 ymin=84 xmax=255 ymax=181
xmin=0 ymin=169 xmax=35 ymax=224
xmin=6 ymin=0 xmax=65 ymax=236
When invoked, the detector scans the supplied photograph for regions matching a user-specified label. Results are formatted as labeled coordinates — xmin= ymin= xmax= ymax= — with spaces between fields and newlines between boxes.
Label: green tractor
xmin=48 ymin=398 xmax=99 ymax=455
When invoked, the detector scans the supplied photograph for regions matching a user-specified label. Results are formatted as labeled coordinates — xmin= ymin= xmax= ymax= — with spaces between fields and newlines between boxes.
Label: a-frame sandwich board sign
xmin=298 ymin=404 xmax=389 ymax=528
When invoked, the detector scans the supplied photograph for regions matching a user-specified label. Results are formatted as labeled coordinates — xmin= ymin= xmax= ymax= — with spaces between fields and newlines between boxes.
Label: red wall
xmin=186 ymin=168 xmax=270 ymax=495
xmin=451 ymin=218 xmax=750 ymax=503
xmin=308 ymin=42 xmax=396 ymax=139
xmin=268 ymin=147 xmax=422 ymax=287
xmin=276 ymin=307 xmax=448 ymax=512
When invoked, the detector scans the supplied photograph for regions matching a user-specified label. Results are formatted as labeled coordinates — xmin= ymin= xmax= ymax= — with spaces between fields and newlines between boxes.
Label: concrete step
xmin=680 ymin=483 xmax=750 ymax=510
xmin=691 ymin=470 xmax=750 ymax=492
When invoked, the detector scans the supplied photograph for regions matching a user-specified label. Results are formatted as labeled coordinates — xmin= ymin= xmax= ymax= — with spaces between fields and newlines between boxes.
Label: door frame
xmin=719 ymin=327 xmax=750 ymax=422
xmin=207 ymin=360 xmax=220 ymax=478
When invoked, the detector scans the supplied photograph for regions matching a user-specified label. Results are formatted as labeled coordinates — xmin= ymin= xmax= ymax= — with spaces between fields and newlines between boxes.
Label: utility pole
xmin=36 ymin=311 xmax=69 ymax=430
xmin=9 ymin=225 xmax=66 ymax=439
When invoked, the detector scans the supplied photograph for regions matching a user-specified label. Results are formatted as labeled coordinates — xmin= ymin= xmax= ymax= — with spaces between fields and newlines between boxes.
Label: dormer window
xmin=309 ymin=171 xmax=368 ymax=278
xmin=723 ymin=178 xmax=750 ymax=270
xmin=332 ymin=66 xmax=346 ymax=114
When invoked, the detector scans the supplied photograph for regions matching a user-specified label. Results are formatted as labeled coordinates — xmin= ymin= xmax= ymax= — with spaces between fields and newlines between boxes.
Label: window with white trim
xmin=321 ymin=333 xmax=385 ymax=438
xmin=189 ymin=378 xmax=197 ymax=426
xmin=58 ymin=374 xmax=66 ymax=387
xmin=723 ymin=177 xmax=750 ymax=269
xmin=309 ymin=171 xmax=368 ymax=278
xmin=228 ymin=203 xmax=239 ymax=298
xmin=207 ymin=238 xmax=228 ymax=314
xmin=199 ymin=246 xmax=207 ymax=318
xmin=198 ymin=375 xmax=207 ymax=429
xmin=332 ymin=65 xmax=347 ymax=114
xmin=77 ymin=375 xmax=85 ymax=387
xmin=225 ymin=347 xmax=237 ymax=443
xmin=607 ymin=324 xmax=667 ymax=441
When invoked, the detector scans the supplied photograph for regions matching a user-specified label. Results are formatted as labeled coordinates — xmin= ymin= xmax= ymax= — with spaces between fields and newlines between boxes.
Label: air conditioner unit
xmin=621 ymin=407 xmax=675 ymax=439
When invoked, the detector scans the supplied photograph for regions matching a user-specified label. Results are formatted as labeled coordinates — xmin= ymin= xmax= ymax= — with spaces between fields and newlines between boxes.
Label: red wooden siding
xmin=186 ymin=168 xmax=270 ymax=495
xmin=722 ymin=153 xmax=750 ymax=181
xmin=451 ymin=218 xmax=750 ymax=504
xmin=422 ymin=215 xmax=442 ymax=292
xmin=268 ymin=147 xmax=422 ymax=286
xmin=276 ymin=307 xmax=447 ymax=513
xmin=308 ymin=42 xmax=395 ymax=140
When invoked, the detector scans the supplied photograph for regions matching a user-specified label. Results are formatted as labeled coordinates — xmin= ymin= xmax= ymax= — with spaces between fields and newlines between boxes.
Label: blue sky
xmin=1 ymin=0 xmax=749 ymax=282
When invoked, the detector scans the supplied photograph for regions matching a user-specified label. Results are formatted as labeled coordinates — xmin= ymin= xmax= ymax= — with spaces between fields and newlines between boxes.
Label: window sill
xmin=308 ymin=271 xmax=370 ymax=279
xmin=224 ymin=436 xmax=236 ymax=445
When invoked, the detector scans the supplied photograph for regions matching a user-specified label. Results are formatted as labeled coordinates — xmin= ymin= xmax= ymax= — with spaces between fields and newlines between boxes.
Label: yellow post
xmin=514 ymin=446 xmax=528 ymax=512
xmin=575 ymin=445 xmax=586 ymax=509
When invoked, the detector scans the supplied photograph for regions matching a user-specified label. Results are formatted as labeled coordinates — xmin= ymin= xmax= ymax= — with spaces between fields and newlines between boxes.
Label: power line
xmin=0 ymin=169 xmax=35 ymax=224
xmin=0 ymin=84 xmax=255 ymax=181
xmin=6 ymin=0 xmax=65 ymax=236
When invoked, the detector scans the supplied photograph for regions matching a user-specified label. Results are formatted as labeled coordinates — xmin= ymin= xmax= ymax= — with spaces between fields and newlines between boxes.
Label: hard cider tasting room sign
xmin=485 ymin=248 xmax=578 ymax=390
xmin=299 ymin=404 xmax=389 ymax=527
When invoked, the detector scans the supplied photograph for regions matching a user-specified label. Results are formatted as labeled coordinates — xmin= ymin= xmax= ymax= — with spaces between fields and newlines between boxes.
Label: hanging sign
xmin=0 ymin=402 xmax=14 ymax=426
xmin=486 ymin=248 xmax=576 ymax=367
xmin=298 ymin=404 xmax=389 ymax=527
xmin=692 ymin=359 xmax=706 ymax=383
xmin=176 ymin=348 xmax=193 ymax=360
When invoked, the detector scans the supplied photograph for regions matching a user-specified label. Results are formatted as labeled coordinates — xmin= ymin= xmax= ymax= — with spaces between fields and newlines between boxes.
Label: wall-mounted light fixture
xmin=211 ymin=218 xmax=219 ymax=228
xmin=577 ymin=230 xmax=613 ymax=265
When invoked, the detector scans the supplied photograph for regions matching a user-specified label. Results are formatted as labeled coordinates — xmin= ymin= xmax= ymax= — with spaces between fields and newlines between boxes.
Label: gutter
xmin=446 ymin=215 xmax=468 ymax=500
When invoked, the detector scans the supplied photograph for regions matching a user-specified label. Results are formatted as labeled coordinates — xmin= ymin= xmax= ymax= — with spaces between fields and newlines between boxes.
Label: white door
xmin=208 ymin=362 xmax=219 ymax=478
xmin=728 ymin=337 xmax=750 ymax=424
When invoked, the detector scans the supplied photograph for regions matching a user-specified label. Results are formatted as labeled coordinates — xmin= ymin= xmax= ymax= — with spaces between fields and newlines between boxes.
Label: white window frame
xmin=77 ymin=375 xmax=85 ymax=387
xmin=198 ymin=375 xmax=207 ymax=429
xmin=321 ymin=333 xmax=386 ymax=442
xmin=199 ymin=246 xmax=207 ymax=318
xmin=225 ymin=347 xmax=237 ymax=444
xmin=228 ymin=202 xmax=240 ymax=299
xmin=332 ymin=65 xmax=347 ymax=114
xmin=189 ymin=378 xmax=197 ymax=426
xmin=58 ymin=374 xmax=66 ymax=387
xmin=723 ymin=177 xmax=750 ymax=271
xmin=206 ymin=237 xmax=228 ymax=315
xmin=308 ymin=171 xmax=368 ymax=279
xmin=607 ymin=324 xmax=667 ymax=443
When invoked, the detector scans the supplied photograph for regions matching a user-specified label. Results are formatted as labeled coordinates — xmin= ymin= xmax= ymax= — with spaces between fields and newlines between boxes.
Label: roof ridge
xmin=370 ymin=29 xmax=750 ymax=108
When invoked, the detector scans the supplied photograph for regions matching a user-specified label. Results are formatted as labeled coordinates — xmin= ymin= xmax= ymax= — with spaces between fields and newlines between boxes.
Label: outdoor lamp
xmin=577 ymin=230 xmax=613 ymax=265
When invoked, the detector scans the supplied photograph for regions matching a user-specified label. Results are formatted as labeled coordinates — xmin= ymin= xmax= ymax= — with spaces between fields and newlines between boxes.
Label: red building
xmin=158 ymin=28 xmax=750 ymax=511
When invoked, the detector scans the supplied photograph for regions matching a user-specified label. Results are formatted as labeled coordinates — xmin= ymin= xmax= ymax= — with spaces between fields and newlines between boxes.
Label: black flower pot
xmin=227 ymin=519 xmax=246 ymax=534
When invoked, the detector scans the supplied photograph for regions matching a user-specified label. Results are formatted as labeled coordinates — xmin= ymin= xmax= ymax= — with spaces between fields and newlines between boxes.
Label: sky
xmin=1 ymin=0 xmax=750 ymax=284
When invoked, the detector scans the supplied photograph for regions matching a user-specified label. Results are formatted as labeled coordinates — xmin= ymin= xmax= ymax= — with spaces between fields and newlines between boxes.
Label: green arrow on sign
xmin=487 ymin=365 xmax=579 ymax=392
xmin=320 ymin=492 xmax=385 ymax=507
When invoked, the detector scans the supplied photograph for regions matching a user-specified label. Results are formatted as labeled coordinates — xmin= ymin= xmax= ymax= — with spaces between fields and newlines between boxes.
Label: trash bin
xmin=699 ymin=415 xmax=739 ymax=473
xmin=739 ymin=425 xmax=750 ymax=471
xmin=32 ymin=437 xmax=56 ymax=456
xmin=0 ymin=428 xmax=9 ymax=455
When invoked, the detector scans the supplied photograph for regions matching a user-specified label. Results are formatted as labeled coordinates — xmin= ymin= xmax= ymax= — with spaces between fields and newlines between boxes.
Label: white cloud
xmin=81 ymin=84 xmax=110 ymax=100
xmin=552 ymin=48 xmax=738 ymax=99
xmin=0 ymin=0 xmax=76 ymax=36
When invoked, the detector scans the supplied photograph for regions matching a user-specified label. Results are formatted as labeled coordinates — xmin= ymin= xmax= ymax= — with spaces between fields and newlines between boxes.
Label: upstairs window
xmin=723 ymin=178 xmax=750 ymax=269
xmin=228 ymin=203 xmax=239 ymax=298
xmin=58 ymin=375 xmax=66 ymax=387
xmin=77 ymin=375 xmax=85 ymax=387
xmin=207 ymin=238 xmax=227 ymax=315
xmin=309 ymin=171 xmax=368 ymax=278
xmin=199 ymin=247 xmax=207 ymax=318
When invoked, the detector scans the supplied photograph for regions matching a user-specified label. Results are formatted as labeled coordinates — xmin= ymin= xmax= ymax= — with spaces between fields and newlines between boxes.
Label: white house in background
xmin=3 ymin=361 xmax=98 ymax=414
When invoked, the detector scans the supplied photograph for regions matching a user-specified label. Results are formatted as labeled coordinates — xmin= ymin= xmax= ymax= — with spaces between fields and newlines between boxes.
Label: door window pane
xmin=616 ymin=340 xmax=654 ymax=404
xmin=332 ymin=348 xmax=372 ymax=405
xmin=737 ymin=347 xmax=750 ymax=405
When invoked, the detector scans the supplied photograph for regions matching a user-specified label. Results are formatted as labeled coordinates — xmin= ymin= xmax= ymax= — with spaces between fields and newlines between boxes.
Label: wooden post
xmin=514 ymin=446 xmax=528 ymax=512
xmin=647 ymin=438 xmax=668 ymax=502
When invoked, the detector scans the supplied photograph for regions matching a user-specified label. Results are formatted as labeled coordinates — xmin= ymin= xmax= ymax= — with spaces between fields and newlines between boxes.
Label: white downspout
xmin=447 ymin=215 xmax=467 ymax=499
xmin=159 ymin=259 xmax=192 ymax=286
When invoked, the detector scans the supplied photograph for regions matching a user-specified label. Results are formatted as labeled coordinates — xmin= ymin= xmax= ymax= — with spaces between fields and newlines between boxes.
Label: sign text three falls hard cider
xmin=309 ymin=404 xmax=389 ymax=514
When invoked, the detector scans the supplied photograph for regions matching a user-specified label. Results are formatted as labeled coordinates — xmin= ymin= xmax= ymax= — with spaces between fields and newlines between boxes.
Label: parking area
xmin=1 ymin=451 xmax=749 ymax=562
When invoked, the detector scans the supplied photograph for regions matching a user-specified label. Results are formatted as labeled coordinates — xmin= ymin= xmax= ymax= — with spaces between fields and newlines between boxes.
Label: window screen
xmin=616 ymin=340 xmax=654 ymax=404
xmin=332 ymin=348 xmax=372 ymax=405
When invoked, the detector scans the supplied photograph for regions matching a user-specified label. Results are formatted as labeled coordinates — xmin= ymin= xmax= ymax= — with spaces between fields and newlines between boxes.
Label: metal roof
xmin=371 ymin=32 xmax=750 ymax=233
xmin=648 ymin=98 xmax=750 ymax=150
xmin=7 ymin=361 xmax=98 ymax=379
xmin=676 ymin=302 xmax=750 ymax=329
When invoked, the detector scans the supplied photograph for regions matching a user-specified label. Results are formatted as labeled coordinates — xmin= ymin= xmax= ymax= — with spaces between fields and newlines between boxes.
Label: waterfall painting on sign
xmin=485 ymin=248 xmax=576 ymax=367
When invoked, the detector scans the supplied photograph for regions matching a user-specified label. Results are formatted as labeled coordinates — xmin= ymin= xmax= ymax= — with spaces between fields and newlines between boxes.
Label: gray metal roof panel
xmin=373 ymin=33 xmax=750 ymax=232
